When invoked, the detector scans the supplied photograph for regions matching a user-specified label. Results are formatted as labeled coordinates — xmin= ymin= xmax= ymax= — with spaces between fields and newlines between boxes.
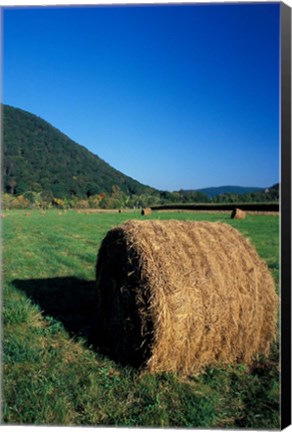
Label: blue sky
xmin=3 ymin=3 xmax=280 ymax=191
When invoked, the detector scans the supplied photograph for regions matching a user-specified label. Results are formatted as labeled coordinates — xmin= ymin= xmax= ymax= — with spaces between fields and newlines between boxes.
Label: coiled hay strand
xmin=95 ymin=220 xmax=278 ymax=374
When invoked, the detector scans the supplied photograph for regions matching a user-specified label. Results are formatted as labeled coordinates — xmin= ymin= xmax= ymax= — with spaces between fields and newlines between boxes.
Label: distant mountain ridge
xmin=195 ymin=185 xmax=264 ymax=198
xmin=3 ymin=104 xmax=156 ymax=198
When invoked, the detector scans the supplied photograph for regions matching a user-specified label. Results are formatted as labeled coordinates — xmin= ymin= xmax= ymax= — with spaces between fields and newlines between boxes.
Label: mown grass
xmin=2 ymin=209 xmax=280 ymax=427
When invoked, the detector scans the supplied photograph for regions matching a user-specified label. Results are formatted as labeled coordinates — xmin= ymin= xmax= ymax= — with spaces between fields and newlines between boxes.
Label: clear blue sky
xmin=3 ymin=3 xmax=280 ymax=191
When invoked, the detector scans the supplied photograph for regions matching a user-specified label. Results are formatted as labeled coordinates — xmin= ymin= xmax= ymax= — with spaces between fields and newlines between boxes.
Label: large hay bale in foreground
xmin=95 ymin=220 xmax=278 ymax=374
xmin=231 ymin=208 xmax=246 ymax=219
xmin=141 ymin=208 xmax=152 ymax=216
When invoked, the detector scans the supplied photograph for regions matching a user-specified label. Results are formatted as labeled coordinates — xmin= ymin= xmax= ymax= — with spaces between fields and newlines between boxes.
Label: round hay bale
xmin=141 ymin=208 xmax=152 ymax=216
xmin=95 ymin=220 xmax=278 ymax=374
xmin=231 ymin=208 xmax=246 ymax=219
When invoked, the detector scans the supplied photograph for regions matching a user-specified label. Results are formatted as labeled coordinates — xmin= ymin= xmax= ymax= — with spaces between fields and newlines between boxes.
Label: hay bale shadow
xmin=13 ymin=276 xmax=151 ymax=368
xmin=12 ymin=277 xmax=100 ymax=351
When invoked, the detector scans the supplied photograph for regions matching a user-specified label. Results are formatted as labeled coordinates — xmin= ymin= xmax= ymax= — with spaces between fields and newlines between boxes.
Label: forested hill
xmin=3 ymin=104 xmax=156 ymax=198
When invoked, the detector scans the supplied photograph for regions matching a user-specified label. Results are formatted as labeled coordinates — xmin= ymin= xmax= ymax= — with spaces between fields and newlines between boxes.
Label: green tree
xmin=23 ymin=191 xmax=43 ymax=208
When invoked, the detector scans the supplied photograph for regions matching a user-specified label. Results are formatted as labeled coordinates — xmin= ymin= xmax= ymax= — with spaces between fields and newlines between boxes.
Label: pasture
xmin=2 ymin=209 xmax=280 ymax=427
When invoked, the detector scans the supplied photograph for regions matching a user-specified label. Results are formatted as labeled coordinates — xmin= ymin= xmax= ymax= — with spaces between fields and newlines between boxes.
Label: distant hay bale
xmin=141 ymin=208 xmax=152 ymax=216
xmin=95 ymin=220 xmax=278 ymax=374
xmin=231 ymin=208 xmax=246 ymax=219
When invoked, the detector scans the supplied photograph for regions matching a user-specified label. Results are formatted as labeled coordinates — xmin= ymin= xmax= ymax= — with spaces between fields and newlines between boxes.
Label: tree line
xmin=2 ymin=184 xmax=279 ymax=210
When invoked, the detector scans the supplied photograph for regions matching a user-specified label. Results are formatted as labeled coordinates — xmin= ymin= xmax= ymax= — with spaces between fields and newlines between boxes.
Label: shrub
xmin=52 ymin=198 xmax=66 ymax=209
xmin=10 ymin=195 xmax=30 ymax=209
xmin=75 ymin=199 xmax=90 ymax=209
xmin=2 ymin=194 xmax=15 ymax=210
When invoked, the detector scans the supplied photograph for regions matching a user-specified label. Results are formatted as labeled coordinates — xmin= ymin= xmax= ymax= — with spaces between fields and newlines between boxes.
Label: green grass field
xmin=2 ymin=209 xmax=280 ymax=427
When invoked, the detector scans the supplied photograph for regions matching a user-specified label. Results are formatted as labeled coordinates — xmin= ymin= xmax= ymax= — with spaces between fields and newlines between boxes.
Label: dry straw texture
xmin=141 ymin=208 xmax=152 ymax=216
xmin=231 ymin=208 xmax=246 ymax=219
xmin=95 ymin=220 xmax=278 ymax=374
